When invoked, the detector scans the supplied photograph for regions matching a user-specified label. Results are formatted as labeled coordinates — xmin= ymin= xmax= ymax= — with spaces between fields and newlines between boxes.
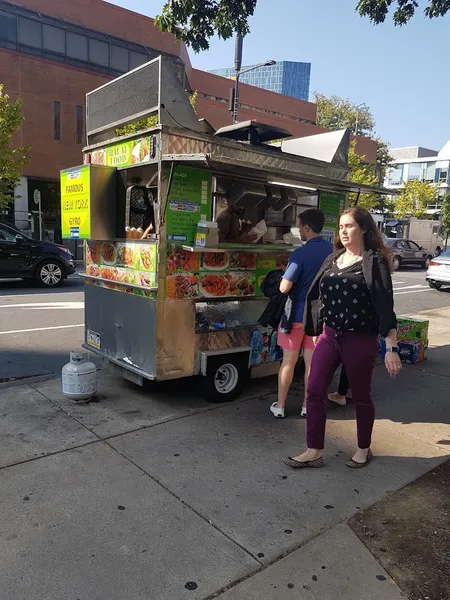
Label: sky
xmin=109 ymin=0 xmax=449 ymax=151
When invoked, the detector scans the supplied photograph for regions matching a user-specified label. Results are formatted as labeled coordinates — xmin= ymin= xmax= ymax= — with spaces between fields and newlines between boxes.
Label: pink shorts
xmin=278 ymin=323 xmax=315 ymax=352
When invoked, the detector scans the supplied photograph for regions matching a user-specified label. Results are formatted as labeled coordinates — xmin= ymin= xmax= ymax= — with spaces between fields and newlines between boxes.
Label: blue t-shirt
xmin=283 ymin=236 xmax=333 ymax=323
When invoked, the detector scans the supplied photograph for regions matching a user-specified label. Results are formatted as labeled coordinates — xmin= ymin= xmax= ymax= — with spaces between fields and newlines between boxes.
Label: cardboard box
xmin=397 ymin=317 xmax=429 ymax=342
xmin=380 ymin=338 xmax=428 ymax=364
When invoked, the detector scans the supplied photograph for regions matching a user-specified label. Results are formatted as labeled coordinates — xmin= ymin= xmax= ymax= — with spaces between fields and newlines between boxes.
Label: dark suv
xmin=0 ymin=223 xmax=76 ymax=286
xmin=385 ymin=238 xmax=433 ymax=271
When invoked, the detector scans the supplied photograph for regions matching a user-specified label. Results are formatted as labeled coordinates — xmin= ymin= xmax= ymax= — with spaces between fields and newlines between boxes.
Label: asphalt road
xmin=0 ymin=267 xmax=448 ymax=382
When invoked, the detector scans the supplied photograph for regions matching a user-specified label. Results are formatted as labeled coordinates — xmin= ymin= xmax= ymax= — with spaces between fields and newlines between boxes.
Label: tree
xmin=156 ymin=1 xmax=450 ymax=52
xmin=395 ymin=180 xmax=439 ymax=219
xmin=357 ymin=0 xmax=450 ymax=26
xmin=155 ymin=0 xmax=257 ymax=52
xmin=441 ymin=194 xmax=450 ymax=248
xmin=314 ymin=93 xmax=375 ymax=138
xmin=348 ymin=140 xmax=381 ymax=211
xmin=0 ymin=85 xmax=30 ymax=209
xmin=314 ymin=93 xmax=393 ymax=187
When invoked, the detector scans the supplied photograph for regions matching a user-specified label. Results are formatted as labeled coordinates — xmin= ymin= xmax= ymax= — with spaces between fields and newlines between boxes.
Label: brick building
xmin=0 ymin=0 xmax=377 ymax=237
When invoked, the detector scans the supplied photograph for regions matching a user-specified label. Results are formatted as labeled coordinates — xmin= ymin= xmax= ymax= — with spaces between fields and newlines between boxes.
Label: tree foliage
xmin=395 ymin=180 xmax=439 ymax=219
xmin=314 ymin=93 xmax=393 ymax=188
xmin=156 ymin=1 xmax=450 ymax=53
xmin=0 ymin=85 xmax=30 ymax=209
xmin=348 ymin=140 xmax=381 ymax=211
xmin=115 ymin=115 xmax=158 ymax=137
xmin=357 ymin=0 xmax=450 ymax=25
xmin=155 ymin=0 xmax=257 ymax=52
xmin=441 ymin=194 xmax=450 ymax=244
xmin=314 ymin=93 xmax=375 ymax=138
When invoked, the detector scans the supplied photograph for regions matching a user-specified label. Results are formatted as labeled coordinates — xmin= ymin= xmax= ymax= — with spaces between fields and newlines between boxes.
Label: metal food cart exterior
xmin=61 ymin=56 xmax=393 ymax=401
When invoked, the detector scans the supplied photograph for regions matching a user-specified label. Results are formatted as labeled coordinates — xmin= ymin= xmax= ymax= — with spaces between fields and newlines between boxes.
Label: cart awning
xmin=161 ymin=153 xmax=397 ymax=197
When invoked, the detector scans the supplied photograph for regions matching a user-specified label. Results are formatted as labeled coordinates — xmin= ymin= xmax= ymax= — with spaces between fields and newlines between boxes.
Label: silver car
xmin=426 ymin=250 xmax=450 ymax=290
xmin=385 ymin=238 xmax=432 ymax=271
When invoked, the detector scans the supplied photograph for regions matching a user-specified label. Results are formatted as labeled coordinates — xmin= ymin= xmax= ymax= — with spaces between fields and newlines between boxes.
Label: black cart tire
xmin=201 ymin=355 xmax=249 ymax=403
xmin=35 ymin=260 xmax=64 ymax=287
xmin=393 ymin=256 xmax=401 ymax=271
xmin=428 ymin=281 xmax=442 ymax=290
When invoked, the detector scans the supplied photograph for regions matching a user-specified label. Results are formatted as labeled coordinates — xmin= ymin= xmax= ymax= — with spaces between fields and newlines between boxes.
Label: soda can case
xmin=380 ymin=339 xmax=428 ymax=364
xmin=250 ymin=328 xmax=283 ymax=365
xmin=397 ymin=317 xmax=429 ymax=342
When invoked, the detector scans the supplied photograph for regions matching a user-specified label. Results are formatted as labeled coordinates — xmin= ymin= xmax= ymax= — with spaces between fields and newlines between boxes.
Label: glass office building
xmin=209 ymin=61 xmax=311 ymax=101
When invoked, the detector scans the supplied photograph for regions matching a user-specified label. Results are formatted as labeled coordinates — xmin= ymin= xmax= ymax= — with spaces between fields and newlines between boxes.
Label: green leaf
xmin=155 ymin=0 xmax=257 ymax=52
xmin=394 ymin=180 xmax=439 ymax=219
xmin=0 ymin=84 xmax=31 ymax=209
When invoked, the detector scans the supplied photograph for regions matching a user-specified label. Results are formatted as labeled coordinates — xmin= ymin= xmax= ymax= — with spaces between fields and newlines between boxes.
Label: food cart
xmin=61 ymin=56 xmax=393 ymax=401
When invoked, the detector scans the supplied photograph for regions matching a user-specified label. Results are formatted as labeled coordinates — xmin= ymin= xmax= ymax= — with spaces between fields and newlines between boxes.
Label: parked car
xmin=385 ymin=238 xmax=433 ymax=271
xmin=426 ymin=250 xmax=450 ymax=290
xmin=0 ymin=223 xmax=76 ymax=286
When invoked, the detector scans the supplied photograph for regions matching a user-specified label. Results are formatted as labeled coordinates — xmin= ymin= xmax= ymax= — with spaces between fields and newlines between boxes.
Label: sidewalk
xmin=0 ymin=309 xmax=449 ymax=599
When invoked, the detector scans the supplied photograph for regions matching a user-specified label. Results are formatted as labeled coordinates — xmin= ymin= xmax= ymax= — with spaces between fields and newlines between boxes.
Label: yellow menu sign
xmin=60 ymin=166 xmax=91 ymax=239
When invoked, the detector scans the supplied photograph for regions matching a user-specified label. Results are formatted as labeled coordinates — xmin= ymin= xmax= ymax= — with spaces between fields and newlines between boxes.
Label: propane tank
xmin=62 ymin=351 xmax=97 ymax=402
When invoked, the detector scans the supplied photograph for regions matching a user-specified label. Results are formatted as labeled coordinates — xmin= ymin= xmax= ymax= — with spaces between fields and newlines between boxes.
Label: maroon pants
xmin=306 ymin=326 xmax=379 ymax=450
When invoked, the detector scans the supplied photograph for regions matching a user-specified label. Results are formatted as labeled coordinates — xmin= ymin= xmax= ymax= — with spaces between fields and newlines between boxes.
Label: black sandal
xmin=283 ymin=456 xmax=324 ymax=469
xmin=346 ymin=449 xmax=373 ymax=469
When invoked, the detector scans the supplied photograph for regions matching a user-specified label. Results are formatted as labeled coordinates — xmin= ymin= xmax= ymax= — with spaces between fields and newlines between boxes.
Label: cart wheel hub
xmin=214 ymin=363 xmax=239 ymax=394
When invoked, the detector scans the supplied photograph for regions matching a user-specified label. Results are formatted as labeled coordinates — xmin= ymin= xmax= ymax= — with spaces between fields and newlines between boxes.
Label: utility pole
xmin=232 ymin=34 xmax=243 ymax=124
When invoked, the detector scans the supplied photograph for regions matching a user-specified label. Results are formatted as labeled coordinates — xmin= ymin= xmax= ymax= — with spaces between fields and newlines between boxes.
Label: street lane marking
xmin=0 ymin=324 xmax=83 ymax=335
xmin=394 ymin=289 xmax=432 ymax=296
xmin=394 ymin=285 xmax=428 ymax=292
xmin=0 ymin=302 xmax=84 ymax=310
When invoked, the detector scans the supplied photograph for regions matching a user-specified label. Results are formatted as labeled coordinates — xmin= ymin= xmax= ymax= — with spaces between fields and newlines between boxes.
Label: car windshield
xmin=385 ymin=239 xmax=397 ymax=247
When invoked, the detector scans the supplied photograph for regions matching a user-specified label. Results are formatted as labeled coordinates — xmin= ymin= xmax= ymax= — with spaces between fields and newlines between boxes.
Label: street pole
xmin=354 ymin=110 xmax=359 ymax=136
xmin=39 ymin=196 xmax=42 ymax=241
xmin=233 ymin=34 xmax=243 ymax=124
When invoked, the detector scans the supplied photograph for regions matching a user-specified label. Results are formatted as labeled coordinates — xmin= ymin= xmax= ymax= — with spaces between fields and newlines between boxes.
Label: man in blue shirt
xmin=270 ymin=208 xmax=332 ymax=419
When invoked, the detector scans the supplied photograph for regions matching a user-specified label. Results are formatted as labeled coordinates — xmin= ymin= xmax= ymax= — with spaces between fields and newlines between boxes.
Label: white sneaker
xmin=270 ymin=402 xmax=285 ymax=418
xmin=301 ymin=407 xmax=307 ymax=418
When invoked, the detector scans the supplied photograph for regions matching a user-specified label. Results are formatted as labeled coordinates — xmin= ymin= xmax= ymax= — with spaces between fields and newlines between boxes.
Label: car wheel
xmin=393 ymin=256 xmax=401 ymax=271
xmin=35 ymin=260 xmax=64 ymax=287
xmin=428 ymin=281 xmax=442 ymax=290
xmin=422 ymin=256 xmax=432 ymax=269
xmin=201 ymin=357 xmax=249 ymax=403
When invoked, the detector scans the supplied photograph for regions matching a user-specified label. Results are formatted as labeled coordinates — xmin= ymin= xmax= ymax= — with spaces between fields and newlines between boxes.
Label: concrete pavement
xmin=0 ymin=305 xmax=449 ymax=599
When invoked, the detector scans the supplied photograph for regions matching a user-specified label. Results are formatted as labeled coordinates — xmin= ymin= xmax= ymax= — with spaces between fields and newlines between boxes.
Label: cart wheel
xmin=201 ymin=355 xmax=249 ymax=403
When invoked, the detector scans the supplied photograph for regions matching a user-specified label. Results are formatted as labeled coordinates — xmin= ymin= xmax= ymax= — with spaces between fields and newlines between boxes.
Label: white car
xmin=426 ymin=250 xmax=450 ymax=290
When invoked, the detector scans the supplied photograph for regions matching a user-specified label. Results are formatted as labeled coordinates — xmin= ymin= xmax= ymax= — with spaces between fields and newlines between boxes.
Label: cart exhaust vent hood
xmin=86 ymin=56 xmax=209 ymax=146
xmin=229 ymin=181 xmax=266 ymax=208
xmin=215 ymin=121 xmax=292 ymax=147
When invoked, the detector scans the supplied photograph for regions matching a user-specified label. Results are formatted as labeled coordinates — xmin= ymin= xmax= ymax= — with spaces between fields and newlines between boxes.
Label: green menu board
xmin=319 ymin=191 xmax=345 ymax=244
xmin=166 ymin=166 xmax=212 ymax=244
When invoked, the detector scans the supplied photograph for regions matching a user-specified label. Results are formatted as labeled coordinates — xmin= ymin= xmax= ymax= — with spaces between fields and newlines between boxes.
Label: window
xmin=408 ymin=241 xmax=421 ymax=251
xmin=408 ymin=163 xmax=421 ymax=181
xmin=0 ymin=9 xmax=17 ymax=44
xmin=76 ymin=105 xmax=83 ymax=144
xmin=67 ymin=31 xmax=88 ymax=61
xmin=53 ymin=100 xmax=61 ymax=141
xmin=439 ymin=168 xmax=448 ymax=183
xmin=43 ymin=24 xmax=65 ymax=54
xmin=111 ymin=44 xmax=129 ymax=72
xmin=0 ymin=226 xmax=17 ymax=242
xmin=422 ymin=162 xmax=436 ymax=182
xmin=18 ymin=16 xmax=41 ymax=49
xmin=89 ymin=38 xmax=109 ymax=67
xmin=130 ymin=50 xmax=147 ymax=70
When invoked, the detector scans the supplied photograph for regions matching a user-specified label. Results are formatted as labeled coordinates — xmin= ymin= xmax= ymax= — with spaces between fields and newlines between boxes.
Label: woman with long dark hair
xmin=283 ymin=207 xmax=402 ymax=469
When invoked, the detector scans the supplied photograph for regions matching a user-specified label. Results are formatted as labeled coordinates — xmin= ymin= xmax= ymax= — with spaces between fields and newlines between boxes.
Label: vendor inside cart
xmin=217 ymin=200 xmax=257 ymax=244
